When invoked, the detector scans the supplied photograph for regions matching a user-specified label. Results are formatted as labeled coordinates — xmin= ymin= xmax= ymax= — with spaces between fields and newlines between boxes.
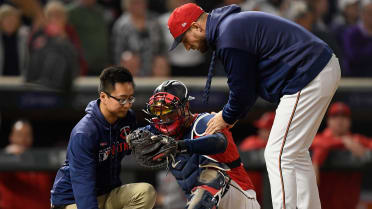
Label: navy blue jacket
xmin=206 ymin=5 xmax=333 ymax=124
xmin=50 ymin=100 xmax=136 ymax=209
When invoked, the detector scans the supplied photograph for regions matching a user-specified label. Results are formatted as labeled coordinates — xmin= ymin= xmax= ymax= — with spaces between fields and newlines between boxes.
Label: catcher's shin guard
xmin=186 ymin=187 xmax=217 ymax=209
xmin=186 ymin=165 xmax=230 ymax=209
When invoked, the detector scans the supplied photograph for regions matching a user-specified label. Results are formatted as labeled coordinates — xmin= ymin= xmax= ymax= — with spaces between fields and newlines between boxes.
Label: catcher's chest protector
xmin=168 ymin=114 xmax=225 ymax=194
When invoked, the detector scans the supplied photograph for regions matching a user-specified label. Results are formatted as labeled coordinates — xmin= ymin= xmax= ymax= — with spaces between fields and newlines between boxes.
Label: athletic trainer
xmin=50 ymin=66 xmax=156 ymax=209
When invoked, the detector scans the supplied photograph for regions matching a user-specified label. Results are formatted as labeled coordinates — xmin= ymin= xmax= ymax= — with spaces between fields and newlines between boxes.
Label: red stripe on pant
xmin=278 ymin=91 xmax=301 ymax=209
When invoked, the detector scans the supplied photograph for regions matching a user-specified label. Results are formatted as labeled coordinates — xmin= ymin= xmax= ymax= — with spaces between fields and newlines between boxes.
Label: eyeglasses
xmin=104 ymin=91 xmax=135 ymax=105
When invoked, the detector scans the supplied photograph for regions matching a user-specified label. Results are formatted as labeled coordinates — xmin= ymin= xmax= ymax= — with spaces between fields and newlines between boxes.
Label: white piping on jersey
xmin=202 ymin=155 xmax=219 ymax=162
xmin=191 ymin=113 xmax=211 ymax=139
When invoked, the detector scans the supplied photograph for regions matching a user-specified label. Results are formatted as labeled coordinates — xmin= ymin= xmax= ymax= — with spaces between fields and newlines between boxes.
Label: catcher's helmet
xmin=145 ymin=80 xmax=194 ymax=136
xmin=153 ymin=80 xmax=194 ymax=103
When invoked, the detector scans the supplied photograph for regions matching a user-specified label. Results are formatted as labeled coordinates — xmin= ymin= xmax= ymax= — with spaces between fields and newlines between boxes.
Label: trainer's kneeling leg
xmin=186 ymin=168 xmax=229 ymax=209
xmin=103 ymin=182 xmax=156 ymax=209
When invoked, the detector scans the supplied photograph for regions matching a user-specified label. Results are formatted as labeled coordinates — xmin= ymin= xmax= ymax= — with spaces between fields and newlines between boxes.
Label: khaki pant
xmin=64 ymin=183 xmax=156 ymax=209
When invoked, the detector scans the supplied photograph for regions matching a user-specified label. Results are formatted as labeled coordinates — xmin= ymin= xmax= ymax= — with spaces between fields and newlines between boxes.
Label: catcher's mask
xmin=145 ymin=80 xmax=194 ymax=137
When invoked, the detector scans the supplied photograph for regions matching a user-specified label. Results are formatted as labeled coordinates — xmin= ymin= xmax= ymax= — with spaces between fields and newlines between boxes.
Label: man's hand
xmin=205 ymin=111 xmax=234 ymax=135
xmin=150 ymin=135 xmax=178 ymax=161
xmin=341 ymin=136 xmax=366 ymax=158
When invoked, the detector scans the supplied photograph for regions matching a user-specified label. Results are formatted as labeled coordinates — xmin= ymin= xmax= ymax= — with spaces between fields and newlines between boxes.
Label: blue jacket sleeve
xmin=219 ymin=48 xmax=258 ymax=124
xmin=68 ymin=133 xmax=99 ymax=209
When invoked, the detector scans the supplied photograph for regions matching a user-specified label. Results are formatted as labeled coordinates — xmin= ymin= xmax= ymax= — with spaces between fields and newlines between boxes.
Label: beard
xmin=198 ymin=39 xmax=209 ymax=53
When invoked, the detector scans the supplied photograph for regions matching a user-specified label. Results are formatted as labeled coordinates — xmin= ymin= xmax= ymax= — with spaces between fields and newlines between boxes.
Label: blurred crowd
xmin=0 ymin=0 xmax=372 ymax=90
xmin=1 ymin=0 xmax=372 ymax=209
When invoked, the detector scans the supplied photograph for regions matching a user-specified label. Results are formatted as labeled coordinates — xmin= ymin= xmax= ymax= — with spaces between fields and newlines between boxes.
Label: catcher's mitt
xmin=126 ymin=129 xmax=178 ymax=169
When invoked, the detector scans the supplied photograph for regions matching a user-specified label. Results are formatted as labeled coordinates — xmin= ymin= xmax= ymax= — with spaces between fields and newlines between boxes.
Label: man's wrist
xmin=177 ymin=140 xmax=188 ymax=153
xmin=222 ymin=110 xmax=237 ymax=125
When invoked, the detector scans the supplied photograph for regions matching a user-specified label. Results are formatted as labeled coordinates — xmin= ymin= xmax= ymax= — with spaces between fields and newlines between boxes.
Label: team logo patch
xmin=97 ymin=126 xmax=132 ymax=162
xmin=98 ymin=147 xmax=111 ymax=162
xmin=120 ymin=126 xmax=131 ymax=140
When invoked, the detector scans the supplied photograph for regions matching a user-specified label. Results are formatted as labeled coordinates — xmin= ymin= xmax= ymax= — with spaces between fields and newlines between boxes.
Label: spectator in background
xmin=286 ymin=0 xmax=342 ymax=59
xmin=67 ymin=0 xmax=110 ymax=75
xmin=285 ymin=0 xmax=313 ymax=30
xmin=0 ymin=119 xmax=54 ymax=209
xmin=254 ymin=0 xmax=291 ymax=17
xmin=4 ymin=119 xmax=33 ymax=154
xmin=235 ymin=0 xmax=261 ymax=11
xmin=220 ymin=0 xmax=260 ymax=12
xmin=27 ymin=5 xmax=79 ymax=92
xmin=9 ymin=0 xmax=45 ymax=31
xmin=311 ymin=102 xmax=372 ymax=209
xmin=158 ymin=0 xmax=206 ymax=77
xmin=306 ymin=0 xmax=329 ymax=31
xmin=239 ymin=111 xmax=275 ymax=205
xmin=337 ymin=0 xmax=360 ymax=26
xmin=331 ymin=0 xmax=360 ymax=44
xmin=330 ymin=0 xmax=360 ymax=73
xmin=342 ymin=0 xmax=372 ymax=77
xmin=223 ymin=0 xmax=247 ymax=6
xmin=44 ymin=1 xmax=88 ymax=75
xmin=0 ymin=4 xmax=29 ymax=76
xmin=112 ymin=0 xmax=169 ymax=77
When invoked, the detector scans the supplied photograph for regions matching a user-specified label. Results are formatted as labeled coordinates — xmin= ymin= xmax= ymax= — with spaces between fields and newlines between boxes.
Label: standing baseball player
xmin=167 ymin=3 xmax=341 ymax=209
xmin=131 ymin=80 xmax=260 ymax=209
xmin=50 ymin=66 xmax=156 ymax=209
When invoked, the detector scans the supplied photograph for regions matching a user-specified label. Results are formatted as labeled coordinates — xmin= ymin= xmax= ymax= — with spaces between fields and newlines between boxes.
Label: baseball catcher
xmin=127 ymin=80 xmax=260 ymax=209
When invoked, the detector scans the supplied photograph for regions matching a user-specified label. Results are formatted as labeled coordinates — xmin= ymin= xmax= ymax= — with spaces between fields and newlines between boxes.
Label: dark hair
xmin=98 ymin=66 xmax=134 ymax=94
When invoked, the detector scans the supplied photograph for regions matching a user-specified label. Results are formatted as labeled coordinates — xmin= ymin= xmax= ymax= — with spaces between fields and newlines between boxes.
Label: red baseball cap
xmin=167 ymin=3 xmax=204 ymax=51
xmin=327 ymin=102 xmax=351 ymax=117
xmin=254 ymin=112 xmax=275 ymax=129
